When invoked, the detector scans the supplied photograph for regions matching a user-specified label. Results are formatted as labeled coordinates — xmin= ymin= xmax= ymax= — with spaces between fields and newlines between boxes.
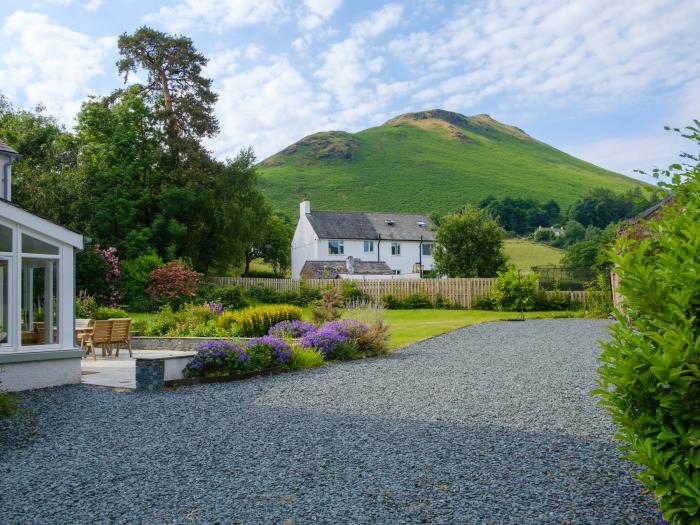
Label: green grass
xmin=504 ymin=239 xmax=564 ymax=271
xmin=259 ymin=110 xmax=646 ymax=219
xmin=380 ymin=309 xmax=574 ymax=349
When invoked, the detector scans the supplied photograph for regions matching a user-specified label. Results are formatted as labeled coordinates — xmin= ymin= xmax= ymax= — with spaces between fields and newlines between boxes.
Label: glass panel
xmin=0 ymin=260 xmax=8 ymax=344
xmin=364 ymin=240 xmax=374 ymax=253
xmin=422 ymin=243 xmax=434 ymax=256
xmin=0 ymin=224 xmax=12 ymax=252
xmin=22 ymin=233 xmax=59 ymax=255
xmin=391 ymin=243 xmax=401 ymax=255
xmin=21 ymin=258 xmax=59 ymax=346
xmin=328 ymin=240 xmax=344 ymax=255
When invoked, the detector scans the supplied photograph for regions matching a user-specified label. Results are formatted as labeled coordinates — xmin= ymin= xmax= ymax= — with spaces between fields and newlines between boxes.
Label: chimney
xmin=346 ymin=256 xmax=355 ymax=274
xmin=300 ymin=196 xmax=310 ymax=217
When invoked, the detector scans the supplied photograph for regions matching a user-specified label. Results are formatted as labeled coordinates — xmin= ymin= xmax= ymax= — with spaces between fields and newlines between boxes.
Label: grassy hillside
xmin=504 ymin=240 xmax=564 ymax=271
xmin=258 ymin=109 xmax=645 ymax=218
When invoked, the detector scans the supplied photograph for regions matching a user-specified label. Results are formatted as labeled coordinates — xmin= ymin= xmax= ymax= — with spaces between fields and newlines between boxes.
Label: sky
xmin=2 ymin=0 xmax=700 ymax=184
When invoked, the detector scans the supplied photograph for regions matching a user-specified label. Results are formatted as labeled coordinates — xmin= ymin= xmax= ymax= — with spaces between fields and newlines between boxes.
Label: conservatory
xmin=0 ymin=140 xmax=84 ymax=391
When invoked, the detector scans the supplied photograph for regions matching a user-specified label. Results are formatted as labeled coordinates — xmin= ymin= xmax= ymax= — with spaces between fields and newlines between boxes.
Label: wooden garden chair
xmin=82 ymin=320 xmax=113 ymax=360
xmin=110 ymin=318 xmax=133 ymax=358
xmin=75 ymin=318 xmax=93 ymax=347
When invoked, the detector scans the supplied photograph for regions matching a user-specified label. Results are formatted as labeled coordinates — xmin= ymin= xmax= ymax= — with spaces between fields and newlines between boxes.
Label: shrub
xmin=490 ymin=268 xmax=539 ymax=311
xmin=75 ymin=291 xmax=99 ymax=319
xmin=269 ymin=319 xmax=316 ymax=338
xmin=245 ymin=286 xmax=281 ymax=304
xmin=0 ymin=376 xmax=19 ymax=419
xmin=146 ymin=261 xmax=201 ymax=307
xmin=183 ymin=341 xmax=250 ymax=378
xmin=246 ymin=336 xmax=293 ymax=369
xmin=299 ymin=319 xmax=369 ymax=360
xmin=120 ymin=254 xmax=163 ymax=311
xmin=311 ymin=288 xmax=343 ymax=323
xmin=595 ymin=150 xmax=700 ymax=524
xmin=211 ymin=285 xmax=247 ymax=310
xmin=404 ymin=293 xmax=433 ymax=309
xmin=380 ymin=293 xmax=403 ymax=309
xmin=95 ymin=306 xmax=130 ymax=320
xmin=341 ymin=280 xmax=368 ymax=303
xmin=354 ymin=319 xmax=391 ymax=356
xmin=76 ymin=244 xmax=121 ymax=306
xmin=286 ymin=346 xmax=324 ymax=370
xmin=234 ymin=304 xmax=303 ymax=337
xmin=142 ymin=304 xmax=229 ymax=337
xmin=533 ymin=291 xmax=581 ymax=311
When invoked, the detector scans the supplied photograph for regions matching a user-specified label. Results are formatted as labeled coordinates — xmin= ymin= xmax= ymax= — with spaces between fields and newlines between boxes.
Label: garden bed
xmin=132 ymin=335 xmax=251 ymax=352
xmin=164 ymin=366 xmax=284 ymax=387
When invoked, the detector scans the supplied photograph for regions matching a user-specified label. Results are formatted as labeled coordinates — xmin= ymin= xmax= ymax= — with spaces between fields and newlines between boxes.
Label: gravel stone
xmin=0 ymin=319 xmax=656 ymax=524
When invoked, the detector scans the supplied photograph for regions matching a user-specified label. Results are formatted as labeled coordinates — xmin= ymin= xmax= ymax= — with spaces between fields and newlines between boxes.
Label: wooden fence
xmin=209 ymin=277 xmax=593 ymax=308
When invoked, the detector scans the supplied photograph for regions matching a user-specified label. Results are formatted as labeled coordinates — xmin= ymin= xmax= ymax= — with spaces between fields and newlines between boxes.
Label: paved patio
xmin=80 ymin=350 xmax=192 ymax=389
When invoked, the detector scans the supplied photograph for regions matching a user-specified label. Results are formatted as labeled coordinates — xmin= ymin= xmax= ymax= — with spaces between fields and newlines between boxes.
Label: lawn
xmin=379 ymin=309 xmax=573 ymax=349
xmin=504 ymin=239 xmax=564 ymax=271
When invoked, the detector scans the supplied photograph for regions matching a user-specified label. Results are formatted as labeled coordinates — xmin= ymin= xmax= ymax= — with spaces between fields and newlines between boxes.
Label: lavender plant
xmin=184 ymin=341 xmax=250 ymax=378
xmin=268 ymin=319 xmax=316 ymax=338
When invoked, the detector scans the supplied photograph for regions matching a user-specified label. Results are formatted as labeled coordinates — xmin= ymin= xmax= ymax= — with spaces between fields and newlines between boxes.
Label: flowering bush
xmin=269 ymin=319 xmax=316 ymax=338
xmin=204 ymin=302 xmax=224 ymax=315
xmin=146 ymin=261 xmax=201 ymax=305
xmin=233 ymin=304 xmax=303 ymax=337
xmin=299 ymin=319 xmax=369 ymax=359
xmin=246 ymin=336 xmax=293 ymax=369
xmin=183 ymin=341 xmax=249 ymax=378
xmin=76 ymin=244 xmax=121 ymax=306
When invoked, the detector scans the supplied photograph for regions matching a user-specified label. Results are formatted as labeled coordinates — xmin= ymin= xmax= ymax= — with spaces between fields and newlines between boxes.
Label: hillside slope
xmin=258 ymin=109 xmax=645 ymax=218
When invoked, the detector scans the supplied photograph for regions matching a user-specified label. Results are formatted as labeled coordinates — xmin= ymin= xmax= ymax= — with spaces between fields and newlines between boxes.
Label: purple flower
xmin=204 ymin=302 xmax=224 ymax=315
xmin=269 ymin=320 xmax=316 ymax=338
xmin=184 ymin=340 xmax=249 ymax=378
xmin=247 ymin=335 xmax=293 ymax=364
xmin=299 ymin=319 xmax=368 ymax=357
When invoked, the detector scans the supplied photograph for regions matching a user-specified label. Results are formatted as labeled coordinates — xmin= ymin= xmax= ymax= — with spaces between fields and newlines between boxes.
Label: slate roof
xmin=0 ymin=139 xmax=18 ymax=156
xmin=301 ymin=259 xmax=393 ymax=279
xmin=306 ymin=211 xmax=436 ymax=241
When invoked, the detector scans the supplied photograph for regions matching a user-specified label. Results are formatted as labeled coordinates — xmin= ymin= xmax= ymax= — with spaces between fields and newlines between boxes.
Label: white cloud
xmin=351 ymin=3 xmax=403 ymax=39
xmin=563 ymin=131 xmax=689 ymax=183
xmin=209 ymin=59 xmax=332 ymax=160
xmin=82 ymin=0 xmax=102 ymax=12
xmin=145 ymin=0 xmax=286 ymax=32
xmin=389 ymin=0 xmax=700 ymax=112
xmin=304 ymin=0 xmax=342 ymax=18
xmin=0 ymin=11 xmax=114 ymax=125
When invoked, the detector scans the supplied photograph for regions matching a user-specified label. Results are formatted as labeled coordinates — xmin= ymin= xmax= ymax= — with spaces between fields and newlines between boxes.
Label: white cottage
xmin=0 ymin=139 xmax=84 ymax=391
xmin=291 ymin=199 xmax=436 ymax=279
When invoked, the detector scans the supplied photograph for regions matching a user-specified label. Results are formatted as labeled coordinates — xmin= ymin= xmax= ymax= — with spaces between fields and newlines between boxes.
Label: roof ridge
xmin=310 ymin=209 xmax=432 ymax=217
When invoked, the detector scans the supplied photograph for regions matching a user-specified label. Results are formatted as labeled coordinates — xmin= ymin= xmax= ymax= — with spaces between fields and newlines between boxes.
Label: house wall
xmin=0 ymin=356 xmax=80 ymax=391
xmin=291 ymin=213 xmax=319 ymax=279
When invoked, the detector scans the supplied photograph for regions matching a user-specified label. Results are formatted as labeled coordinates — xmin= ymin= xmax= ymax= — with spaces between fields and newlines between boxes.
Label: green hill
xmin=258 ymin=109 xmax=646 ymax=218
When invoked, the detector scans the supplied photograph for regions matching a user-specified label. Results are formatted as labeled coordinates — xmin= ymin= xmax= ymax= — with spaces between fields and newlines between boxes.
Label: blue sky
xmin=2 ymin=0 xmax=700 ymax=183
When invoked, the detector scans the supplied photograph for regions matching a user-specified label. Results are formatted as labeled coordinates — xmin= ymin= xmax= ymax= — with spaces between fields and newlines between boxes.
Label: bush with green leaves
xmin=211 ymin=285 xmax=247 ymax=310
xmin=95 ymin=306 xmax=130 ymax=320
xmin=341 ymin=280 xmax=368 ymax=303
xmin=489 ymin=267 xmax=539 ymax=311
xmin=120 ymin=254 xmax=163 ymax=311
xmin=286 ymin=346 xmax=324 ymax=370
xmin=75 ymin=291 xmax=99 ymax=319
xmin=234 ymin=304 xmax=304 ymax=337
xmin=0 ymin=376 xmax=19 ymax=419
xmin=596 ymin=126 xmax=700 ymax=525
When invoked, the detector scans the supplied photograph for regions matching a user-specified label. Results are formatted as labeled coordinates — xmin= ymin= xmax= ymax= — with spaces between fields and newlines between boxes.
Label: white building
xmin=0 ymin=139 xmax=84 ymax=391
xmin=291 ymin=199 xmax=436 ymax=279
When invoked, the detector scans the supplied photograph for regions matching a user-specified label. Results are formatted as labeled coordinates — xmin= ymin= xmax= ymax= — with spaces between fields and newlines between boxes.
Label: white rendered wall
xmin=0 ymin=358 xmax=80 ymax=391
xmin=291 ymin=214 xmax=318 ymax=279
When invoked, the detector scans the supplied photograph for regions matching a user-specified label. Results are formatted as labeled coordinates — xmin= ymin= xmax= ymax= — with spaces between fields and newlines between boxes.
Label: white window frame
xmin=363 ymin=240 xmax=374 ymax=253
xmin=328 ymin=240 xmax=344 ymax=255
xmin=391 ymin=242 xmax=401 ymax=256
xmin=422 ymin=243 xmax=434 ymax=256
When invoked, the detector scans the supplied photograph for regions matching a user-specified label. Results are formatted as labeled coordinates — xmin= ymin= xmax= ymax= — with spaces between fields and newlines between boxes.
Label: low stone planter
xmin=132 ymin=336 xmax=252 ymax=352
xmin=164 ymin=367 xmax=285 ymax=388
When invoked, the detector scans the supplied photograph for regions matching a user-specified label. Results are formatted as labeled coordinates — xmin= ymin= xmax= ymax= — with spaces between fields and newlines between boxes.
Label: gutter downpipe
xmin=376 ymin=234 xmax=381 ymax=262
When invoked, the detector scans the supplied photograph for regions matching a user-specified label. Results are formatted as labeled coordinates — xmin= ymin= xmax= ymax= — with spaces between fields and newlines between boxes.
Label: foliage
xmin=381 ymin=293 xmax=436 ymax=309
xmin=434 ymin=205 xmax=507 ymax=277
xmin=183 ymin=341 xmax=249 ymax=378
xmin=258 ymin=110 xmax=644 ymax=220
xmin=286 ymin=346 xmax=325 ymax=370
xmin=503 ymin=239 xmax=564 ymax=271
xmin=353 ymin=319 xmax=391 ymax=356
xmin=233 ymin=304 xmax=303 ymax=337
xmin=561 ymin=224 xmax=618 ymax=271
xmin=75 ymin=291 xmax=99 ymax=319
xmin=76 ymin=244 xmax=121 ymax=306
xmin=581 ymin=275 xmax=613 ymax=318
xmin=243 ymin=211 xmax=293 ymax=276
xmin=269 ymin=320 xmax=316 ymax=338
xmin=120 ymin=254 xmax=163 ymax=311
xmin=95 ymin=307 xmax=130 ymax=320
xmin=0 ymin=376 xmax=19 ymax=419
xmin=595 ymin=125 xmax=700 ymax=524
xmin=341 ymin=280 xmax=368 ymax=303
xmin=311 ymin=288 xmax=343 ymax=323
xmin=568 ymin=187 xmax=661 ymax=229
xmin=142 ymin=304 xmax=226 ymax=337
xmin=146 ymin=261 xmax=201 ymax=306
xmin=299 ymin=319 xmax=369 ymax=360
xmin=246 ymin=336 xmax=293 ymax=369
xmin=489 ymin=268 xmax=539 ymax=311
xmin=210 ymin=285 xmax=248 ymax=310
xmin=478 ymin=195 xmax=561 ymax=235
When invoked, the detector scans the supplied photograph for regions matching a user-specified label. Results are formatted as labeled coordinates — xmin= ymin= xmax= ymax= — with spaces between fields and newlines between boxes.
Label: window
xmin=392 ymin=269 xmax=401 ymax=275
xmin=363 ymin=240 xmax=374 ymax=253
xmin=422 ymin=243 xmax=434 ymax=256
xmin=328 ymin=240 xmax=344 ymax=255
xmin=0 ymin=224 xmax=12 ymax=252
xmin=21 ymin=258 xmax=59 ymax=346
xmin=22 ymin=233 xmax=59 ymax=255
xmin=391 ymin=242 xmax=401 ymax=256
xmin=0 ymin=259 xmax=8 ymax=344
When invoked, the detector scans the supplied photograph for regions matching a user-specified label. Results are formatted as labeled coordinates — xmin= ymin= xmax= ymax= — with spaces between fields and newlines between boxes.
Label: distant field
xmin=504 ymin=239 xmax=564 ymax=270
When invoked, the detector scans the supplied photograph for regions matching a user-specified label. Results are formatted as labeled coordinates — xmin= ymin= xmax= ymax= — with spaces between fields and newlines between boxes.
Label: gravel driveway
xmin=0 ymin=319 xmax=654 ymax=524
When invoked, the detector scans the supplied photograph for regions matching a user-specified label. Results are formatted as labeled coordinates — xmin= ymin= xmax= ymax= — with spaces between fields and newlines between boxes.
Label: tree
xmin=244 ymin=212 xmax=292 ymax=276
xmin=433 ymin=205 xmax=507 ymax=277
xmin=479 ymin=195 xmax=561 ymax=234
xmin=568 ymin=187 xmax=662 ymax=229
xmin=117 ymin=26 xmax=218 ymax=143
